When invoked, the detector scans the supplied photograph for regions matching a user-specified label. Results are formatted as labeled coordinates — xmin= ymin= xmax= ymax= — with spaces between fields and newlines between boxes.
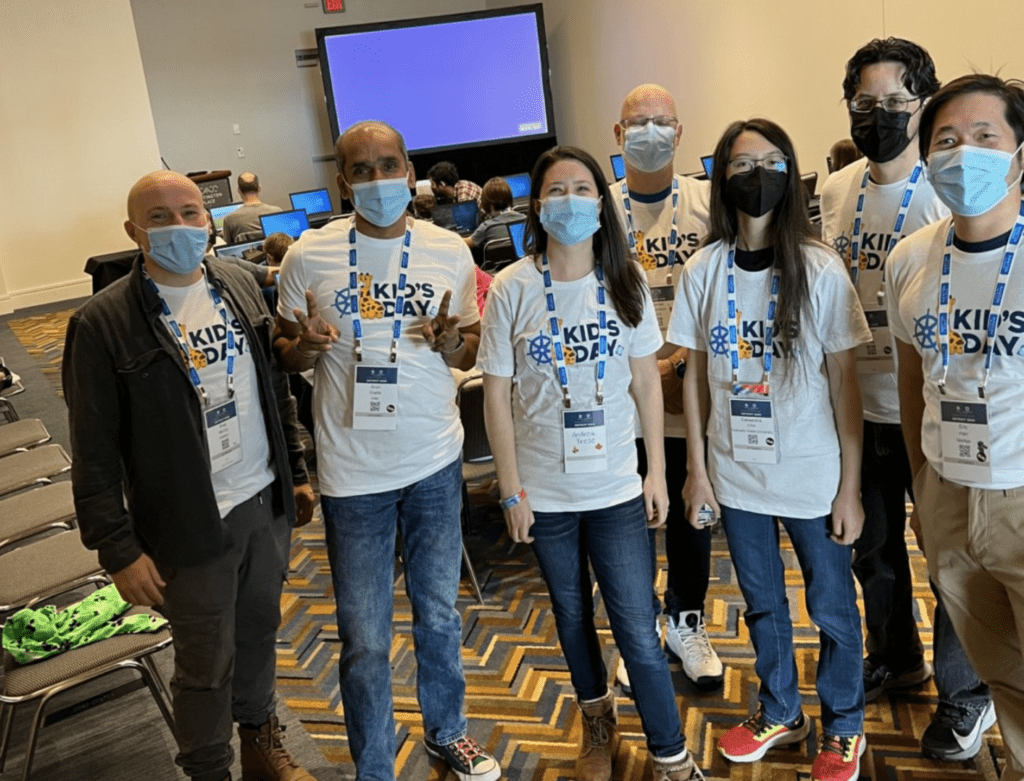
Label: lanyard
xmin=937 ymin=202 xmax=1024 ymax=397
xmin=146 ymin=272 xmax=236 ymax=407
xmin=347 ymin=218 xmax=413 ymax=363
xmin=621 ymin=178 xmax=679 ymax=283
xmin=541 ymin=253 xmax=608 ymax=408
xmin=849 ymin=162 xmax=923 ymax=287
xmin=726 ymin=245 xmax=781 ymax=395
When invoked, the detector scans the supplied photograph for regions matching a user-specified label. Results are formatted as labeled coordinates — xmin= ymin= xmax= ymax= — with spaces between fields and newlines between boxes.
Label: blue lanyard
xmin=726 ymin=244 xmax=780 ymax=395
xmin=347 ymin=218 xmax=413 ymax=363
xmin=849 ymin=162 xmax=923 ymax=287
xmin=541 ymin=253 xmax=608 ymax=408
xmin=937 ymin=202 xmax=1024 ymax=397
xmin=146 ymin=271 xmax=236 ymax=407
xmin=621 ymin=178 xmax=680 ymax=283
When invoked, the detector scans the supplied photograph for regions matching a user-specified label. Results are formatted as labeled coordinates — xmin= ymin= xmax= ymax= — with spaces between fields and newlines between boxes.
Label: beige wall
xmin=0 ymin=0 xmax=162 ymax=314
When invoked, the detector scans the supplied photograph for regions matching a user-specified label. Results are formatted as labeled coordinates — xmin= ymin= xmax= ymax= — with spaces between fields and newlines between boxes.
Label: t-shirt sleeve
xmin=476 ymin=274 xmax=516 ymax=377
xmin=452 ymin=244 xmax=480 ymax=327
xmin=276 ymin=242 xmax=306 ymax=323
xmin=667 ymin=249 xmax=706 ymax=350
xmin=629 ymin=285 xmax=664 ymax=357
xmin=814 ymin=250 xmax=871 ymax=353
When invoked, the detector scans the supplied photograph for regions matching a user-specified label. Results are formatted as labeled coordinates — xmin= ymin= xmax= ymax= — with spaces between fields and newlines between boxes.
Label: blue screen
xmin=451 ymin=201 xmax=478 ymax=233
xmin=507 ymin=222 xmax=527 ymax=259
xmin=610 ymin=154 xmax=625 ymax=181
xmin=320 ymin=12 xmax=550 ymax=152
xmin=701 ymin=155 xmax=714 ymax=178
xmin=290 ymin=189 xmax=332 ymax=215
xmin=210 ymin=202 xmax=242 ymax=230
xmin=503 ymin=173 xmax=531 ymax=199
xmin=261 ymin=209 xmax=309 ymax=239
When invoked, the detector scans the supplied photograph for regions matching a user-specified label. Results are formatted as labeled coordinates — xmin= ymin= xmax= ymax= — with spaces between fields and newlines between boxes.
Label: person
xmin=610 ymin=82 xmax=722 ymax=692
xmin=479 ymin=145 xmax=705 ymax=781
xmin=829 ymin=139 xmax=864 ymax=173
xmin=465 ymin=177 xmax=525 ymax=251
xmin=223 ymin=172 xmax=283 ymax=243
xmin=205 ymin=208 xmax=277 ymax=288
xmin=670 ymin=118 xmax=870 ymax=781
xmin=887 ymin=73 xmax=1024 ymax=781
xmin=428 ymin=160 xmax=482 ymax=206
xmin=62 ymin=171 xmax=316 ymax=781
xmin=274 ymin=120 xmax=500 ymax=781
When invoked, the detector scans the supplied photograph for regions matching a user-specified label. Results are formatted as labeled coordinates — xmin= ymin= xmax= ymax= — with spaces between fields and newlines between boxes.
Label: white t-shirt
xmin=611 ymin=174 xmax=711 ymax=437
xmin=154 ymin=273 xmax=274 ymax=517
xmin=277 ymin=217 xmax=478 ymax=497
xmin=886 ymin=216 xmax=1024 ymax=489
xmin=819 ymin=158 xmax=948 ymax=424
xmin=668 ymin=241 xmax=871 ymax=518
xmin=477 ymin=257 xmax=663 ymax=512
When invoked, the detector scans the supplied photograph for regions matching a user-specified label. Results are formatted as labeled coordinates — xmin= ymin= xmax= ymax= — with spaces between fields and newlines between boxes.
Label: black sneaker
xmin=424 ymin=735 xmax=501 ymax=781
xmin=863 ymin=657 xmax=933 ymax=702
xmin=921 ymin=700 xmax=997 ymax=761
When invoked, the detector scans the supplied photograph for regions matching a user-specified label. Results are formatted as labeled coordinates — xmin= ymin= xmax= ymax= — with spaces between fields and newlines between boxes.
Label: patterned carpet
xmin=6 ymin=308 xmax=1008 ymax=780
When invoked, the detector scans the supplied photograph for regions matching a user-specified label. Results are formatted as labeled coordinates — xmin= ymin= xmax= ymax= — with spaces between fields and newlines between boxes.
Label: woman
xmin=478 ymin=146 xmax=703 ymax=781
xmin=668 ymin=119 xmax=870 ymax=781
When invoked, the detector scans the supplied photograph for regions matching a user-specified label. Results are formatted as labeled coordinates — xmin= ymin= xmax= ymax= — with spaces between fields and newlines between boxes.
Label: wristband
xmin=499 ymin=488 xmax=526 ymax=510
xmin=441 ymin=332 xmax=465 ymax=355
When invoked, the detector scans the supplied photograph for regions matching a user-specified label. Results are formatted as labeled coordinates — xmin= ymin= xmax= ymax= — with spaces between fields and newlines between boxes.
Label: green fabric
xmin=2 ymin=583 xmax=168 ymax=665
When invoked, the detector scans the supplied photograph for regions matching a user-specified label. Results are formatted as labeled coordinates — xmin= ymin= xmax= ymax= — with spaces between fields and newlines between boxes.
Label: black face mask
xmin=725 ymin=168 xmax=788 ymax=218
xmin=850 ymin=107 xmax=913 ymax=163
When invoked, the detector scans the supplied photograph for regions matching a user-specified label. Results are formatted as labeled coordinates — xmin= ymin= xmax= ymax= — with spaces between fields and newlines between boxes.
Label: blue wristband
xmin=499 ymin=488 xmax=526 ymax=510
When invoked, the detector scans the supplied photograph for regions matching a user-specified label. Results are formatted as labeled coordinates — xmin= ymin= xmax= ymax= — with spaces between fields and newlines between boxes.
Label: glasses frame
xmin=725 ymin=154 xmax=790 ymax=175
xmin=619 ymin=115 xmax=679 ymax=130
xmin=848 ymin=95 xmax=922 ymax=114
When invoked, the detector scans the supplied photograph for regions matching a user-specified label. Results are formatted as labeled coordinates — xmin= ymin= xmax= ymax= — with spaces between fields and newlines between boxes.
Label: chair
xmin=456 ymin=374 xmax=496 ymax=605
xmin=0 ymin=531 xmax=105 ymax=614
xmin=0 ymin=483 xmax=76 ymax=552
xmin=0 ymin=419 xmax=50 ymax=458
xmin=481 ymin=238 xmax=517 ymax=273
xmin=0 ymin=399 xmax=19 ymax=425
xmin=0 ymin=446 xmax=71 ymax=499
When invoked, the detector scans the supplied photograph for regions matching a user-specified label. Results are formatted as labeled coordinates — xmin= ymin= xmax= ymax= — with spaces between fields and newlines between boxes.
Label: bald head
xmin=335 ymin=121 xmax=408 ymax=175
xmin=620 ymin=83 xmax=678 ymax=122
xmin=126 ymin=171 xmax=204 ymax=224
xmin=237 ymin=172 xmax=260 ymax=195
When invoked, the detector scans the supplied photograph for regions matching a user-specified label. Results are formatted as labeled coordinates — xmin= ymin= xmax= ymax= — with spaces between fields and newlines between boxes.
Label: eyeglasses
xmin=619 ymin=115 xmax=678 ymax=130
xmin=726 ymin=154 xmax=788 ymax=175
xmin=848 ymin=95 xmax=921 ymax=114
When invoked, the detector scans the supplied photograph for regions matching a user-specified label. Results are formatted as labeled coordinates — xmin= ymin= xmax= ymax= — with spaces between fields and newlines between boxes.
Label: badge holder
xmin=855 ymin=308 xmax=895 ymax=374
xmin=206 ymin=399 xmax=244 ymax=473
xmin=352 ymin=364 xmax=400 ymax=430
xmin=650 ymin=284 xmax=675 ymax=334
xmin=939 ymin=398 xmax=991 ymax=483
xmin=562 ymin=408 xmax=608 ymax=474
xmin=728 ymin=386 xmax=780 ymax=464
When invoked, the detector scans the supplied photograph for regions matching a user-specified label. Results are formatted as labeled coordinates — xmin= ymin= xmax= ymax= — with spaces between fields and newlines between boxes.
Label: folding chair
xmin=456 ymin=374 xmax=495 ymax=605
xmin=0 ymin=446 xmax=71 ymax=499
xmin=0 ymin=531 xmax=105 ymax=614
xmin=0 ymin=483 xmax=76 ymax=552
xmin=0 ymin=420 xmax=51 ymax=458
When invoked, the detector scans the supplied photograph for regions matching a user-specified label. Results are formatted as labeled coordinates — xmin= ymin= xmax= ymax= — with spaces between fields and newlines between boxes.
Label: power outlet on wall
xmin=237 ymin=147 xmax=245 ymax=158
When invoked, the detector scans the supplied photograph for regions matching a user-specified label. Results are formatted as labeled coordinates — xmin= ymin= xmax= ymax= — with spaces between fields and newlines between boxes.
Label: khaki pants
xmin=915 ymin=464 xmax=1024 ymax=781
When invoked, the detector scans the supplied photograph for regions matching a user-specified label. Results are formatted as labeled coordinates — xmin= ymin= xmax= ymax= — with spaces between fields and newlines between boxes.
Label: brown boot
xmin=237 ymin=714 xmax=316 ymax=781
xmin=576 ymin=691 xmax=618 ymax=781
xmin=651 ymin=749 xmax=705 ymax=780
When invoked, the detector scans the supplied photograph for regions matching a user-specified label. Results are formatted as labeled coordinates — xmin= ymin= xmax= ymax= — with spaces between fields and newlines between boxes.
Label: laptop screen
xmin=700 ymin=155 xmax=714 ymax=178
xmin=610 ymin=154 xmax=626 ymax=181
xmin=214 ymin=239 xmax=263 ymax=259
xmin=507 ymin=221 xmax=527 ymax=259
xmin=289 ymin=188 xmax=332 ymax=216
xmin=260 ymin=209 xmax=309 ymax=239
xmin=503 ymin=173 xmax=531 ymax=199
xmin=450 ymin=201 xmax=479 ymax=233
xmin=209 ymin=202 xmax=242 ymax=231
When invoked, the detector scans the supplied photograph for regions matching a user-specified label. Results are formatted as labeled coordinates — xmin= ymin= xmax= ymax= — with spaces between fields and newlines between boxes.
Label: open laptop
xmin=700 ymin=155 xmax=714 ymax=179
xmin=289 ymin=188 xmax=333 ymax=221
xmin=209 ymin=202 xmax=242 ymax=232
xmin=507 ymin=221 xmax=527 ymax=259
xmin=260 ymin=209 xmax=309 ymax=239
xmin=610 ymin=153 xmax=626 ymax=181
xmin=503 ymin=173 xmax=531 ymax=207
xmin=450 ymin=201 xmax=479 ymax=235
xmin=214 ymin=239 xmax=263 ymax=259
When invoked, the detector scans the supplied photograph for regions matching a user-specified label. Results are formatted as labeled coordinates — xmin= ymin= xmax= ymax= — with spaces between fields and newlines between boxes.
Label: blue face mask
xmin=137 ymin=224 xmax=208 ymax=275
xmin=622 ymin=122 xmax=677 ymax=173
xmin=347 ymin=177 xmax=412 ymax=227
xmin=539 ymin=194 xmax=602 ymax=246
xmin=927 ymin=142 xmax=1024 ymax=217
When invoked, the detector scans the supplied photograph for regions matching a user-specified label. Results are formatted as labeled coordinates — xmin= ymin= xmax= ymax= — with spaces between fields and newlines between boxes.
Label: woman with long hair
xmin=478 ymin=146 xmax=703 ymax=781
xmin=668 ymin=119 xmax=870 ymax=781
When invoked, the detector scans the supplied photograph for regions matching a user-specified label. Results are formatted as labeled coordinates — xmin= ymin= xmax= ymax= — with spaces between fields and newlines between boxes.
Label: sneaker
xmin=718 ymin=708 xmax=810 ymax=762
xmin=862 ymin=657 xmax=932 ymax=702
xmin=665 ymin=611 xmax=724 ymax=689
xmin=651 ymin=748 xmax=706 ymax=780
xmin=811 ymin=734 xmax=866 ymax=781
xmin=424 ymin=736 xmax=500 ymax=781
xmin=921 ymin=700 xmax=997 ymax=761
xmin=615 ymin=618 xmax=661 ymax=695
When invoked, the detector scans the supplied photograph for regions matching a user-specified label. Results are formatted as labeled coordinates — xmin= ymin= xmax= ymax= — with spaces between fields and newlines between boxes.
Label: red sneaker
xmin=811 ymin=734 xmax=866 ymax=781
xmin=718 ymin=708 xmax=810 ymax=762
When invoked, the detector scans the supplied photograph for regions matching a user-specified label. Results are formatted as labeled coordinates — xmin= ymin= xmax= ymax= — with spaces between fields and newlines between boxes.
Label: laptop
xmin=289 ymin=188 xmax=333 ymax=221
xmin=214 ymin=239 xmax=263 ymax=259
xmin=450 ymin=201 xmax=479 ymax=235
xmin=209 ymin=202 xmax=242 ymax=232
xmin=610 ymin=153 xmax=626 ymax=181
xmin=700 ymin=155 xmax=714 ymax=178
xmin=260 ymin=209 xmax=310 ymax=240
xmin=503 ymin=173 xmax=531 ymax=206
xmin=507 ymin=221 xmax=527 ymax=259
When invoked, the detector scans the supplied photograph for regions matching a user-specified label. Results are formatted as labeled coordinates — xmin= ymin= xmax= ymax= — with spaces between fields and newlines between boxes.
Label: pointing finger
xmin=436 ymin=289 xmax=453 ymax=320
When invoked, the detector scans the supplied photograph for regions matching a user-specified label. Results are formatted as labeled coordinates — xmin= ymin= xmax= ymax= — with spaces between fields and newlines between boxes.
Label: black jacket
xmin=63 ymin=254 xmax=308 ymax=573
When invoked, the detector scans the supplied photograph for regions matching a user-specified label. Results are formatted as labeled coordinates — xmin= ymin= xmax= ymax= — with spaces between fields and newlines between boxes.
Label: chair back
xmin=456 ymin=375 xmax=492 ymax=463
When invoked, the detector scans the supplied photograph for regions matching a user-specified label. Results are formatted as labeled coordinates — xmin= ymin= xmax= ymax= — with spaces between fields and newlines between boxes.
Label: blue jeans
xmin=320 ymin=458 xmax=467 ymax=781
xmin=530 ymin=496 xmax=686 ymax=758
xmin=933 ymin=581 xmax=992 ymax=711
xmin=720 ymin=506 xmax=864 ymax=736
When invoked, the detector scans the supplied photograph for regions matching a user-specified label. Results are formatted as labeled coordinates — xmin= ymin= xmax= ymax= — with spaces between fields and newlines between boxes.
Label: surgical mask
xmin=927 ymin=143 xmax=1024 ymax=217
xmin=539 ymin=194 xmax=602 ymax=245
xmin=850 ymin=107 xmax=914 ymax=163
xmin=725 ymin=168 xmax=788 ymax=218
xmin=136 ymin=224 xmax=208 ymax=275
xmin=622 ymin=122 xmax=677 ymax=173
xmin=347 ymin=177 xmax=411 ymax=227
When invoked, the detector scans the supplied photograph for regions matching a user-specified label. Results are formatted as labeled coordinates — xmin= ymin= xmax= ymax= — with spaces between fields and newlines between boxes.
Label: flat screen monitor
xmin=214 ymin=239 xmax=263 ymax=259
xmin=316 ymin=5 xmax=555 ymax=154
xmin=503 ymin=173 xmax=531 ymax=199
xmin=507 ymin=221 xmax=527 ymax=259
xmin=610 ymin=154 xmax=625 ymax=181
xmin=209 ymin=202 xmax=242 ymax=232
xmin=450 ymin=201 xmax=479 ymax=234
xmin=700 ymin=155 xmax=714 ymax=178
xmin=289 ymin=188 xmax=333 ymax=218
xmin=260 ymin=209 xmax=309 ymax=239
xmin=802 ymin=172 xmax=818 ymax=200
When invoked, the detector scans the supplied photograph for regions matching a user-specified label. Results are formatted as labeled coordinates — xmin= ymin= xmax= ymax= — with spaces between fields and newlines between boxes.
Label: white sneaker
xmin=615 ymin=618 xmax=661 ymax=694
xmin=665 ymin=610 xmax=724 ymax=689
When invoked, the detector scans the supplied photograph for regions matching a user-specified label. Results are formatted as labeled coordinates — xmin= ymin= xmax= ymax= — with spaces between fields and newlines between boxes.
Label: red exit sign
xmin=322 ymin=0 xmax=344 ymax=12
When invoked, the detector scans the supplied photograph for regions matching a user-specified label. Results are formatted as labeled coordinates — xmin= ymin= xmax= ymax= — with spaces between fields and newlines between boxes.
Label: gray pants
xmin=157 ymin=484 xmax=290 ymax=779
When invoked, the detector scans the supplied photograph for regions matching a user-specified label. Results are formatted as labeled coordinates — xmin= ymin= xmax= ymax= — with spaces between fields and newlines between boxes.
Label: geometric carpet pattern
xmin=6 ymin=308 xmax=76 ymax=398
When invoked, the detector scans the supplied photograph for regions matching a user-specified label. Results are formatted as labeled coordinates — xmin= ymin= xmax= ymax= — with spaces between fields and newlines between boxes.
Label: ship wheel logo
xmin=709 ymin=321 xmax=729 ymax=356
xmin=833 ymin=233 xmax=851 ymax=258
xmin=913 ymin=309 xmax=939 ymax=351
xmin=527 ymin=331 xmax=553 ymax=365
xmin=331 ymin=289 xmax=353 ymax=318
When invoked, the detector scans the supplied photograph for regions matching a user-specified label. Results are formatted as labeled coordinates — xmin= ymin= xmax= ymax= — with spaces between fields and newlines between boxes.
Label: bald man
xmin=63 ymin=171 xmax=316 ymax=781
xmin=223 ymin=171 xmax=282 ymax=244
xmin=610 ymin=84 xmax=723 ymax=692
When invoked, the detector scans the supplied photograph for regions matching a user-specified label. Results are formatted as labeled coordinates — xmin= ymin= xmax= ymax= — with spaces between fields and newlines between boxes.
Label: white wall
xmin=0 ymin=0 xmax=162 ymax=313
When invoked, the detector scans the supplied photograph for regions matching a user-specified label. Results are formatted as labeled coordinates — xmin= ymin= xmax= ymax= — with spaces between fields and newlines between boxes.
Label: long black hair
xmin=706 ymin=118 xmax=818 ymax=342
xmin=524 ymin=145 xmax=646 ymax=328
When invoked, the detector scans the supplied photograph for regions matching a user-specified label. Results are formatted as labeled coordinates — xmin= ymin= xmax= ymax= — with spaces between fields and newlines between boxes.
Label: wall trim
xmin=0 ymin=277 xmax=92 ymax=315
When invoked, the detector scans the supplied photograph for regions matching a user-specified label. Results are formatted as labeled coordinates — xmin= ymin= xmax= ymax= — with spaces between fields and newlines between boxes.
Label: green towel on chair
xmin=2 ymin=583 xmax=168 ymax=665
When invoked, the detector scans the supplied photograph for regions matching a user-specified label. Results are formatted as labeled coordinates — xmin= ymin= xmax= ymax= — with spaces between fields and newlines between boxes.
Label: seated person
xmin=222 ymin=172 xmax=282 ymax=243
xmin=413 ymin=193 xmax=435 ymax=220
xmin=262 ymin=231 xmax=293 ymax=282
xmin=428 ymin=161 xmax=482 ymax=206
xmin=829 ymin=138 xmax=864 ymax=173
xmin=204 ymin=208 xmax=273 ymax=288
xmin=466 ymin=178 xmax=526 ymax=250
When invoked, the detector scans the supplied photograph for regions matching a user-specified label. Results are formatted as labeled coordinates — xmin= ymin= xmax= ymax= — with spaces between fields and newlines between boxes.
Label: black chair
xmin=456 ymin=374 xmax=493 ymax=605
xmin=481 ymin=239 xmax=517 ymax=274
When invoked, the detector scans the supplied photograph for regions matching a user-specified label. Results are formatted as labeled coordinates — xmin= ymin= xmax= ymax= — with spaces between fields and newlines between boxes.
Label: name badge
xmin=205 ymin=400 xmax=243 ymax=474
xmin=940 ymin=399 xmax=992 ymax=483
xmin=562 ymin=409 xmax=608 ymax=473
xmin=729 ymin=396 xmax=780 ymax=464
xmin=353 ymin=365 xmax=399 ymax=430
xmin=855 ymin=309 xmax=895 ymax=374
xmin=650 ymin=284 xmax=675 ymax=334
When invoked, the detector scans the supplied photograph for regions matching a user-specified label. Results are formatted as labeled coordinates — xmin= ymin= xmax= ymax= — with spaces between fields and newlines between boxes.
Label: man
xmin=887 ymin=72 xmax=1024 ymax=781
xmin=428 ymin=160 xmax=482 ymax=206
xmin=62 ymin=171 xmax=316 ymax=781
xmin=820 ymin=39 xmax=994 ymax=762
xmin=223 ymin=172 xmax=283 ymax=243
xmin=275 ymin=121 xmax=500 ymax=781
xmin=610 ymin=83 xmax=723 ymax=691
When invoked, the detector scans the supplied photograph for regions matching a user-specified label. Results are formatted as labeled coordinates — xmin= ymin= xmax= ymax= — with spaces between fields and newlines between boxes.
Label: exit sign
xmin=322 ymin=0 xmax=344 ymax=12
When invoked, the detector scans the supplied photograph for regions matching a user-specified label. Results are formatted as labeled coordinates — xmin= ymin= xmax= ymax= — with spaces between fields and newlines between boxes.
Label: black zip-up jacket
xmin=62 ymin=255 xmax=308 ymax=573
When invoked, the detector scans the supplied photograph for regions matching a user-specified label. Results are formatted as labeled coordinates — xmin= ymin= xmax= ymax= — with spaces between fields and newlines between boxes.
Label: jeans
xmin=720 ymin=506 xmax=864 ymax=736
xmin=320 ymin=458 xmax=467 ymax=781
xmin=530 ymin=496 xmax=686 ymax=758
xmin=933 ymin=581 xmax=992 ymax=710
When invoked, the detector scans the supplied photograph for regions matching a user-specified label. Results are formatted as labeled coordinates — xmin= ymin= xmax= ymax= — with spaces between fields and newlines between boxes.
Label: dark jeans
xmin=636 ymin=437 xmax=711 ymax=617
